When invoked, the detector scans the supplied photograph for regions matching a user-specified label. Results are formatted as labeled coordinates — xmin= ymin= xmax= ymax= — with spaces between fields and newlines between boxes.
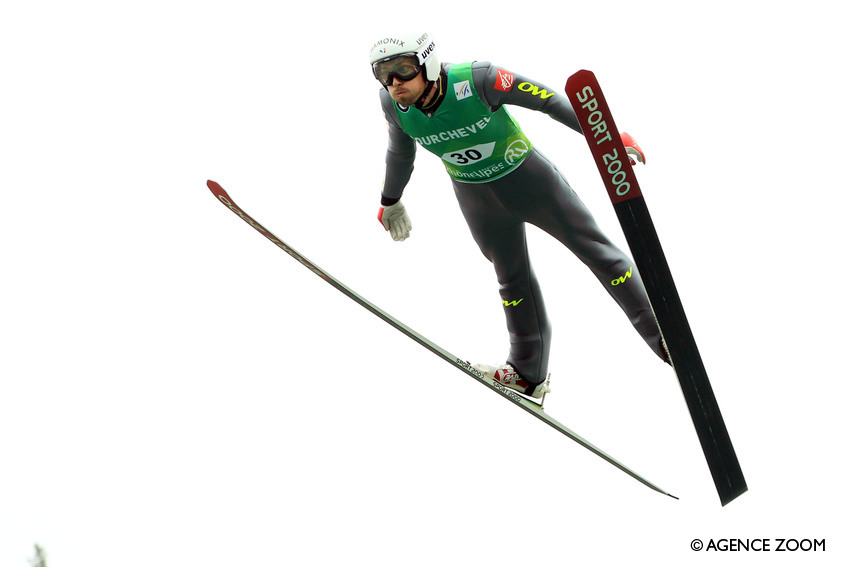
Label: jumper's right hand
xmin=377 ymin=201 xmax=412 ymax=242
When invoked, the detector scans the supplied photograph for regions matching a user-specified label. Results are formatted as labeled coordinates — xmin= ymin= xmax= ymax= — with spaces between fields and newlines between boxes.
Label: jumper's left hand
xmin=620 ymin=132 xmax=645 ymax=166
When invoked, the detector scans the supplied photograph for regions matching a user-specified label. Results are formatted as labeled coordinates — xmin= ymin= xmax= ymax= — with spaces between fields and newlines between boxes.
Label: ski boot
xmin=473 ymin=363 xmax=551 ymax=400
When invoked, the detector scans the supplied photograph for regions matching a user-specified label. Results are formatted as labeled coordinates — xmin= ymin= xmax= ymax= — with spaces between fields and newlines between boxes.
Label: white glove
xmin=377 ymin=201 xmax=412 ymax=241
xmin=620 ymin=132 xmax=646 ymax=165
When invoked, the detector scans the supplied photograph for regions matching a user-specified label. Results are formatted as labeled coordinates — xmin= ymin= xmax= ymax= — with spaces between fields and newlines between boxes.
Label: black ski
xmin=207 ymin=179 xmax=676 ymax=500
xmin=565 ymin=70 xmax=747 ymax=505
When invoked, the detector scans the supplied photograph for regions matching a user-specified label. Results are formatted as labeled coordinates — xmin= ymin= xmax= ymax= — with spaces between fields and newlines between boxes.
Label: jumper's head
xmin=369 ymin=32 xmax=440 ymax=87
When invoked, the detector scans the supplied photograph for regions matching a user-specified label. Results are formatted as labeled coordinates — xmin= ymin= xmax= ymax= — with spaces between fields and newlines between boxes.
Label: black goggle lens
xmin=373 ymin=56 xmax=421 ymax=86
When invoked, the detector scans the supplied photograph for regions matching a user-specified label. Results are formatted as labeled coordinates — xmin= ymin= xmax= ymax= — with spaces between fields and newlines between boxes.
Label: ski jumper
xmin=378 ymin=61 xmax=666 ymax=384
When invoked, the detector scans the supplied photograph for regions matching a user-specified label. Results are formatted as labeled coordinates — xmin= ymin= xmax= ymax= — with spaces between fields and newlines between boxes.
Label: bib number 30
xmin=441 ymin=142 xmax=496 ymax=166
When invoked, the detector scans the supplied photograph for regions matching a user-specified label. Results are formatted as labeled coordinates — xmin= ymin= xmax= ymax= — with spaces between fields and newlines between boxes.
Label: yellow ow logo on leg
xmin=611 ymin=268 xmax=633 ymax=286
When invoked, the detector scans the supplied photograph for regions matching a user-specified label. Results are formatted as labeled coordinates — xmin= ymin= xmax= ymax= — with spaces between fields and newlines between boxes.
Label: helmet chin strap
xmin=416 ymin=71 xmax=443 ymax=111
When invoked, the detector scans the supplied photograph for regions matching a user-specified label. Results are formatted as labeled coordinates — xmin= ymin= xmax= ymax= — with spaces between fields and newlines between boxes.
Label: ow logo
xmin=518 ymin=82 xmax=555 ymax=99
xmin=502 ymin=298 xmax=524 ymax=307
xmin=611 ymin=268 xmax=633 ymax=286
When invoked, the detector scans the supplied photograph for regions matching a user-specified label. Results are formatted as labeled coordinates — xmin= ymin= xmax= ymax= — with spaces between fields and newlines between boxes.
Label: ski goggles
xmin=372 ymin=54 xmax=422 ymax=87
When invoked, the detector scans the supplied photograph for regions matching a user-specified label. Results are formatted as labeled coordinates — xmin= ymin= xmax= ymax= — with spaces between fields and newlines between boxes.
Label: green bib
xmin=394 ymin=62 xmax=532 ymax=183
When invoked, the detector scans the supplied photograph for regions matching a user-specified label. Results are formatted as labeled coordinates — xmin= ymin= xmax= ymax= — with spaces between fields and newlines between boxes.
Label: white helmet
xmin=369 ymin=32 xmax=440 ymax=84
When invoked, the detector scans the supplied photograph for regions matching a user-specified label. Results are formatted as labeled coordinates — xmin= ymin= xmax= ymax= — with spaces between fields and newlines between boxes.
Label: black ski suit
xmin=378 ymin=61 xmax=666 ymax=385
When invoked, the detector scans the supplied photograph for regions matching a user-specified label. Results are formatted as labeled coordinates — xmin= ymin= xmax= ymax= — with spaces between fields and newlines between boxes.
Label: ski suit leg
xmin=487 ymin=149 xmax=665 ymax=361
xmin=451 ymin=180 xmax=552 ymax=384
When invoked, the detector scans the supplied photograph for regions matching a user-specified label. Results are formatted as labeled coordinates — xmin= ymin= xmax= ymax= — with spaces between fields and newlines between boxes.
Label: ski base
xmin=565 ymin=70 xmax=747 ymax=506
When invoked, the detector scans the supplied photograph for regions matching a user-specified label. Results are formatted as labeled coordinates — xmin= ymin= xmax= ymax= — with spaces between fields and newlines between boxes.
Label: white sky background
xmin=2 ymin=1 xmax=848 ymax=565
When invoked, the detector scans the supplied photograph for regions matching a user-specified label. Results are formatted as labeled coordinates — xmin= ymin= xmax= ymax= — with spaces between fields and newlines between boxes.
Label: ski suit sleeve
xmin=470 ymin=61 xmax=583 ymax=134
xmin=378 ymin=88 xmax=416 ymax=206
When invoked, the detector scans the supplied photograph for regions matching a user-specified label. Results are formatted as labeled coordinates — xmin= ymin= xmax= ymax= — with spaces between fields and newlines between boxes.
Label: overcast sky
xmin=2 ymin=1 xmax=848 ymax=566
